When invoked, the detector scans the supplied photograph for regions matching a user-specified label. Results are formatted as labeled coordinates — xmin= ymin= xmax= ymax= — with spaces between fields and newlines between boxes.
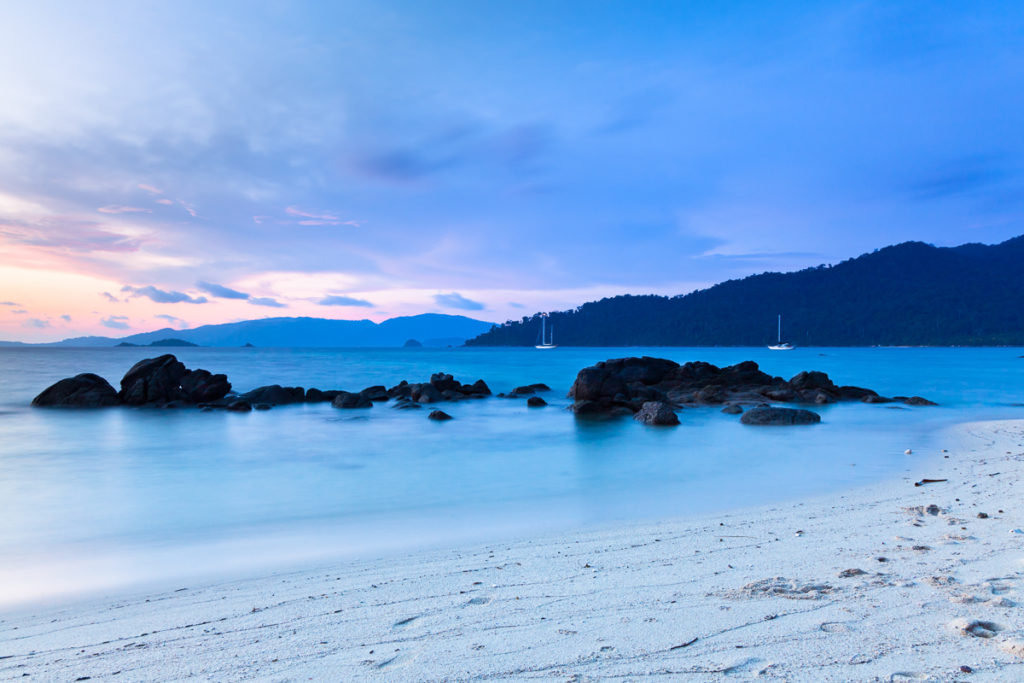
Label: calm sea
xmin=1 ymin=346 xmax=1022 ymax=607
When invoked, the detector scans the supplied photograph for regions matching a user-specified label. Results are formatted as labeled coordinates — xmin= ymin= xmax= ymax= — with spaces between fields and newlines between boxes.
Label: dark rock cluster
xmin=33 ymin=354 xmax=232 ymax=408
xmin=569 ymin=356 xmax=935 ymax=425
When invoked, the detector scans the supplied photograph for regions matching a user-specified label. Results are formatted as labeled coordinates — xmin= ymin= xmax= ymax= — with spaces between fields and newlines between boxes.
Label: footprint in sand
xmin=950 ymin=618 xmax=1002 ymax=638
xmin=465 ymin=596 xmax=491 ymax=606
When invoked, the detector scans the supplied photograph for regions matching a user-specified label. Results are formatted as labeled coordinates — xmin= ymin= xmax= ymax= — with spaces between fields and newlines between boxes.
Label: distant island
xmin=1 ymin=314 xmax=494 ymax=349
xmin=467 ymin=236 xmax=1024 ymax=347
xmin=117 ymin=338 xmax=200 ymax=348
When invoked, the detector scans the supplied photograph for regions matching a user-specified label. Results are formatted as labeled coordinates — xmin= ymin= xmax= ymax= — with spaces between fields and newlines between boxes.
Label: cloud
xmin=155 ymin=198 xmax=174 ymax=205
xmin=100 ymin=291 xmax=120 ymax=303
xmin=0 ymin=301 xmax=19 ymax=306
xmin=121 ymin=285 xmax=207 ymax=304
xmin=154 ymin=313 xmax=187 ymax=327
xmin=102 ymin=315 xmax=130 ymax=330
xmin=24 ymin=318 xmax=50 ymax=328
xmin=284 ymin=206 xmax=359 ymax=227
xmin=318 ymin=295 xmax=374 ymax=307
xmin=0 ymin=217 xmax=142 ymax=253
xmin=433 ymin=292 xmax=485 ymax=311
xmin=97 ymin=205 xmax=151 ymax=214
xmin=60 ymin=314 xmax=71 ymax=322
xmin=248 ymin=296 xmax=287 ymax=308
xmin=508 ymin=302 xmax=525 ymax=308
xmin=197 ymin=280 xmax=250 ymax=299
xmin=138 ymin=184 xmax=163 ymax=194
xmin=12 ymin=309 xmax=27 ymax=314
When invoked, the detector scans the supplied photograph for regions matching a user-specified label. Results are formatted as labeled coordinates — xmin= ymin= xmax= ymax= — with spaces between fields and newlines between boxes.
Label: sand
xmin=3 ymin=419 xmax=1024 ymax=682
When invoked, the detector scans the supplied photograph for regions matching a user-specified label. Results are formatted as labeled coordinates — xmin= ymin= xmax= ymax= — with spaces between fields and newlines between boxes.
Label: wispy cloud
xmin=154 ymin=313 xmax=187 ymax=327
xmin=434 ymin=292 xmax=485 ymax=311
xmin=318 ymin=295 xmax=374 ymax=307
xmin=100 ymin=292 xmax=120 ymax=303
xmin=138 ymin=184 xmax=163 ymax=194
xmin=0 ymin=301 xmax=19 ymax=306
xmin=284 ymin=206 xmax=359 ymax=227
xmin=97 ymin=205 xmax=151 ymax=214
xmin=60 ymin=314 xmax=71 ymax=322
xmin=121 ymin=285 xmax=207 ymax=304
xmin=0 ymin=217 xmax=141 ymax=253
xmin=197 ymin=281 xmax=250 ymax=300
xmin=24 ymin=318 xmax=50 ymax=328
xmin=102 ymin=315 xmax=130 ymax=330
xmin=249 ymin=296 xmax=287 ymax=308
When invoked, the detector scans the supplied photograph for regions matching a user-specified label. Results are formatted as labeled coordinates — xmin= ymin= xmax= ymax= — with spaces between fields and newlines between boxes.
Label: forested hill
xmin=466 ymin=237 xmax=1024 ymax=347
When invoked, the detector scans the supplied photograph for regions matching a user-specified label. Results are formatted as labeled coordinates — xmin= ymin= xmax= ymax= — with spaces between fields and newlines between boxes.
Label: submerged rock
xmin=721 ymin=404 xmax=744 ymax=415
xmin=428 ymin=410 xmax=453 ymax=421
xmin=32 ymin=373 xmax=121 ymax=408
xmin=633 ymin=401 xmax=680 ymax=426
xmin=238 ymin=385 xmax=305 ymax=405
xmin=740 ymin=406 xmax=821 ymax=426
xmin=332 ymin=391 xmax=373 ymax=409
xmin=526 ymin=396 xmax=548 ymax=407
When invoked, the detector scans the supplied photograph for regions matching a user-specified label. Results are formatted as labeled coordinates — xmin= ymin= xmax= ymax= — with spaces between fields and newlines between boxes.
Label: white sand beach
xmin=3 ymin=419 xmax=1024 ymax=682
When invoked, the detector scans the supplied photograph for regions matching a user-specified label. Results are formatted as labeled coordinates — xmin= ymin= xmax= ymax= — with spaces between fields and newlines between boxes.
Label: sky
xmin=1 ymin=0 xmax=1023 ymax=341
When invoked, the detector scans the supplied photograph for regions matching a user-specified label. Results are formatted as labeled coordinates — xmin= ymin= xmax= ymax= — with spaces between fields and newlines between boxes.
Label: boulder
xmin=32 ymin=373 xmax=121 ymax=407
xmin=526 ymin=396 xmax=547 ymax=407
xmin=902 ymin=396 xmax=938 ymax=406
xmin=226 ymin=400 xmax=252 ymax=412
xmin=179 ymin=369 xmax=231 ymax=403
xmin=239 ymin=385 xmax=305 ymax=405
xmin=721 ymin=404 xmax=744 ymax=415
xmin=411 ymin=383 xmax=443 ymax=404
xmin=789 ymin=371 xmax=838 ymax=394
xmin=633 ymin=401 xmax=680 ymax=426
xmin=430 ymin=373 xmax=460 ymax=392
xmin=332 ymin=391 xmax=372 ymax=409
xmin=428 ymin=410 xmax=453 ymax=421
xmin=512 ymin=383 xmax=551 ymax=396
xmin=359 ymin=385 xmax=389 ymax=402
xmin=119 ymin=354 xmax=188 ymax=405
xmin=862 ymin=394 xmax=895 ymax=404
xmin=466 ymin=379 xmax=491 ymax=395
xmin=305 ymin=388 xmax=341 ymax=403
xmin=740 ymin=407 xmax=821 ymax=426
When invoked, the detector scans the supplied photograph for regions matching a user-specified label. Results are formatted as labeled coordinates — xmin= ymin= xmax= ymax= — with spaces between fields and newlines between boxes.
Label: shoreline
xmin=3 ymin=420 xmax=1024 ymax=681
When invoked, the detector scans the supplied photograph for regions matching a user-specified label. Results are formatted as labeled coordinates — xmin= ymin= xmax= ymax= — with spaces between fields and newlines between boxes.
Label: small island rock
xmin=633 ymin=401 xmax=680 ymax=426
xmin=32 ymin=373 xmax=121 ymax=407
xmin=428 ymin=410 xmax=453 ymax=420
xmin=740 ymin=406 xmax=821 ymax=426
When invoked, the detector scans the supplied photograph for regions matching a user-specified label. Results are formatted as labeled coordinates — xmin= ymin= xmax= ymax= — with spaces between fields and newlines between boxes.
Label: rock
xmin=359 ymin=385 xmax=389 ymax=402
xmin=740 ymin=406 xmax=821 ymax=426
xmin=239 ymin=385 xmax=305 ymax=405
xmin=305 ymin=388 xmax=341 ymax=403
xmin=838 ymin=568 xmax=867 ymax=578
xmin=179 ymin=369 xmax=231 ymax=403
xmin=392 ymin=400 xmax=422 ymax=410
xmin=428 ymin=410 xmax=453 ymax=421
xmin=332 ymin=391 xmax=372 ymax=409
xmin=721 ymin=404 xmax=743 ymax=414
xmin=862 ymin=394 xmax=895 ymax=404
xmin=789 ymin=370 xmax=838 ymax=394
xmin=254 ymin=403 xmax=272 ymax=410
xmin=466 ymin=379 xmax=491 ymax=395
xmin=526 ymin=396 xmax=547 ymax=407
xmin=403 ymin=338 xmax=423 ymax=348
xmin=511 ymin=383 xmax=551 ymax=396
xmin=902 ymin=396 xmax=938 ymax=406
xmin=633 ymin=401 xmax=680 ymax=426
xmin=411 ymin=383 xmax=443 ymax=404
xmin=430 ymin=372 xmax=460 ymax=392
xmin=119 ymin=354 xmax=188 ymax=405
xmin=387 ymin=380 xmax=411 ymax=399
xmin=837 ymin=386 xmax=878 ymax=400
xmin=32 ymin=373 xmax=121 ymax=407
xmin=226 ymin=400 xmax=252 ymax=412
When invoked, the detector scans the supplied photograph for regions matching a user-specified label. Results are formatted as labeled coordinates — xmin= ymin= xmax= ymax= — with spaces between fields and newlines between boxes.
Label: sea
xmin=1 ymin=346 xmax=1022 ymax=608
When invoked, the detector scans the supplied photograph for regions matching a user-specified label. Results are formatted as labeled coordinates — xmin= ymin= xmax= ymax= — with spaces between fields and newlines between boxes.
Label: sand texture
xmin=3 ymin=420 xmax=1024 ymax=681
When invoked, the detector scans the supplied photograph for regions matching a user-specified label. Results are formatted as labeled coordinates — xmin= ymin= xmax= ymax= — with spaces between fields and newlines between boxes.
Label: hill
xmin=466 ymin=237 xmax=1024 ymax=346
xmin=12 ymin=314 xmax=493 ymax=348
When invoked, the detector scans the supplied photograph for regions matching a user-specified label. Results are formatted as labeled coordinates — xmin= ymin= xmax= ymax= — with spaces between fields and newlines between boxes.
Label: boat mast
xmin=777 ymin=314 xmax=782 ymax=344
xmin=541 ymin=315 xmax=546 ymax=345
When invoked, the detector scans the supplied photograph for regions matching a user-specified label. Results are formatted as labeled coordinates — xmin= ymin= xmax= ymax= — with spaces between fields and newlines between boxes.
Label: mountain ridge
xmin=467 ymin=236 xmax=1024 ymax=347
xmin=1 ymin=313 xmax=494 ymax=348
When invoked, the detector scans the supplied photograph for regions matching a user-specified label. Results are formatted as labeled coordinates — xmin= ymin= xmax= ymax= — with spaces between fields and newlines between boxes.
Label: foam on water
xmin=1 ymin=346 xmax=1022 ymax=606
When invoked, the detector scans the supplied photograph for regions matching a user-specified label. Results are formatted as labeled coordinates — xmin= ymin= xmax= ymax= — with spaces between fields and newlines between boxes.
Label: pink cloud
xmin=155 ymin=198 xmax=174 ymax=205
xmin=0 ymin=217 xmax=142 ymax=253
xmin=137 ymin=184 xmax=163 ymax=195
xmin=285 ymin=206 xmax=359 ymax=227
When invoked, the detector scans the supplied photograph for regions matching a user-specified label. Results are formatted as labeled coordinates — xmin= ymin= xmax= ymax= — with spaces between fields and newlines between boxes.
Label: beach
xmin=1 ymin=418 xmax=1023 ymax=681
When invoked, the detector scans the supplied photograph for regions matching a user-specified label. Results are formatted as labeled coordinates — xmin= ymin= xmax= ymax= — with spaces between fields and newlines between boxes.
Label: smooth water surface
xmin=1 ymin=346 xmax=1022 ymax=607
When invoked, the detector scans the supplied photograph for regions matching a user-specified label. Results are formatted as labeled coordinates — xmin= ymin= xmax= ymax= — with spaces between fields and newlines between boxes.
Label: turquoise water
xmin=1 ymin=346 xmax=1022 ymax=606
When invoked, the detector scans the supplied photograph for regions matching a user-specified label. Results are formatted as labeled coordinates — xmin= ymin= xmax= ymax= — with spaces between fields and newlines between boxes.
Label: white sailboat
xmin=535 ymin=314 xmax=557 ymax=349
xmin=768 ymin=314 xmax=794 ymax=350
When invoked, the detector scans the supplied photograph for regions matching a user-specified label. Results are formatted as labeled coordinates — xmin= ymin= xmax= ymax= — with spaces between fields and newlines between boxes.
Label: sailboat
xmin=768 ymin=314 xmax=794 ymax=350
xmin=535 ymin=314 xmax=557 ymax=349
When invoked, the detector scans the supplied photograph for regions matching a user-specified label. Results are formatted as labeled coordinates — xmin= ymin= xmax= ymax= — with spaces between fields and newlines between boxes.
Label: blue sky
xmin=1 ymin=1 xmax=1023 ymax=340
